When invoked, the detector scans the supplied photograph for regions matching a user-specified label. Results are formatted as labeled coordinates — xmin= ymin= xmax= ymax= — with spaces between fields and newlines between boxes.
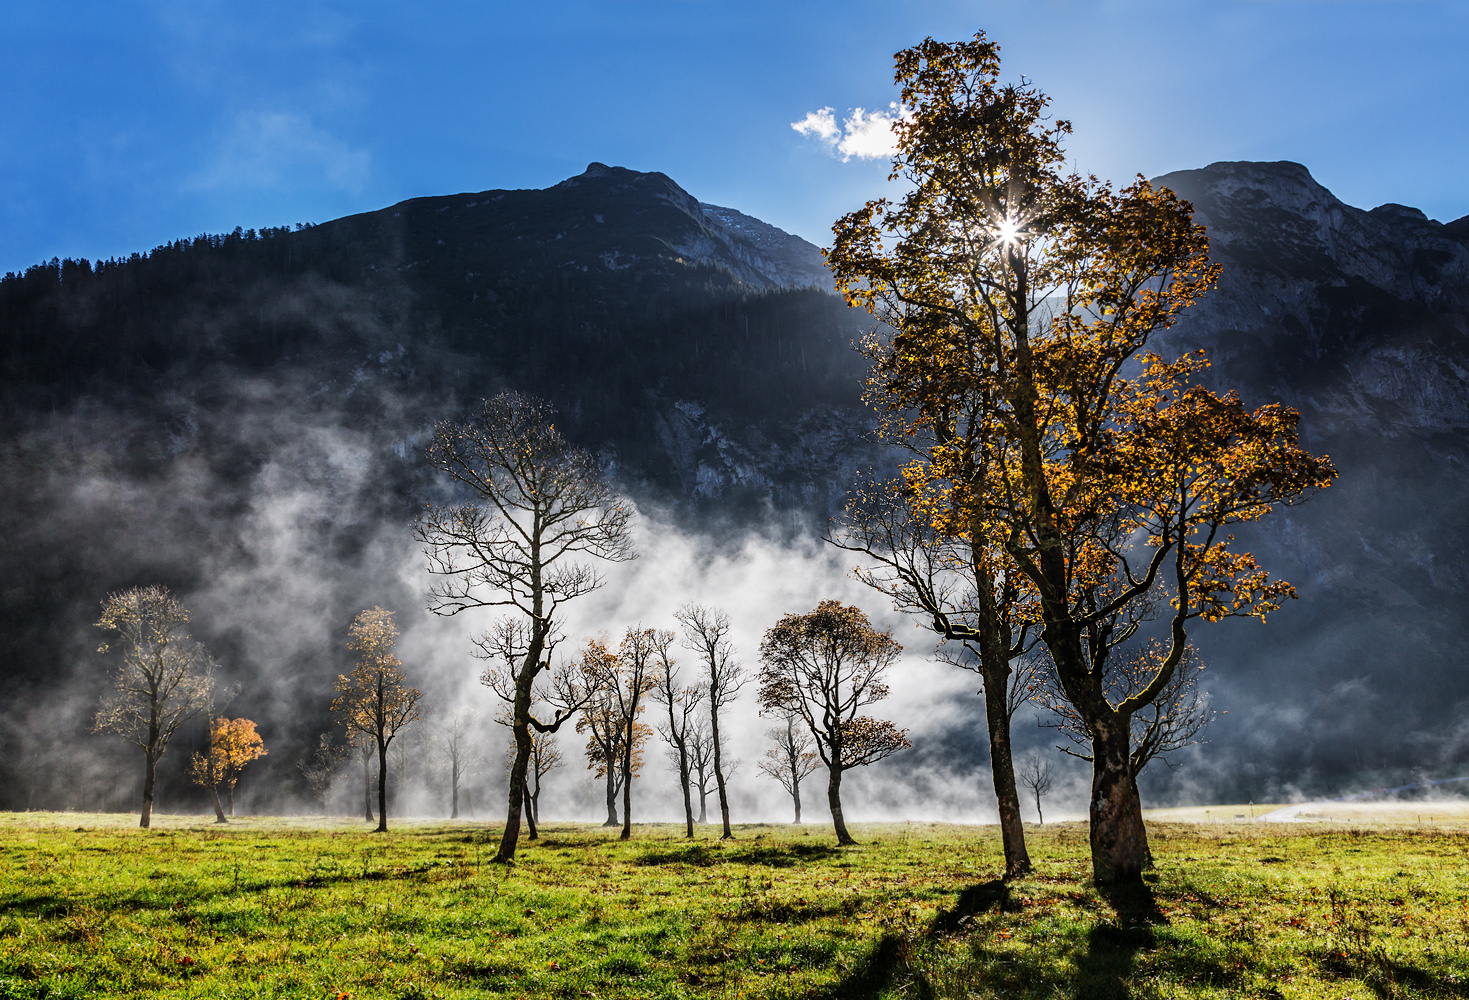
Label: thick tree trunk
xmin=982 ymin=664 xmax=1032 ymax=878
xmin=791 ymin=781 xmax=802 ymax=825
xmin=209 ymin=785 xmax=227 ymax=823
xmin=710 ymin=705 xmax=733 ymax=838
xmin=496 ymin=622 xmax=548 ymax=863
xmin=827 ymin=768 xmax=854 ymax=845
xmin=498 ymin=716 xmax=532 ymax=861
xmin=1088 ymin=715 xmax=1150 ymax=884
xmin=140 ymin=751 xmax=157 ymax=829
xmin=696 ymin=785 xmax=707 ymax=824
xmin=376 ymin=740 xmax=389 ymax=833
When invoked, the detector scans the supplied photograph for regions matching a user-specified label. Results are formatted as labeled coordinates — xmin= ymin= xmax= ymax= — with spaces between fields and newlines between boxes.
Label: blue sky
xmin=2 ymin=0 xmax=1465 ymax=275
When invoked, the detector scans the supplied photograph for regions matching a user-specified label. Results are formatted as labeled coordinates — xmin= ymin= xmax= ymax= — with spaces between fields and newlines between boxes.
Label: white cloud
xmin=791 ymin=102 xmax=908 ymax=162
xmin=791 ymin=107 xmax=840 ymax=144
xmin=188 ymin=111 xmax=371 ymax=193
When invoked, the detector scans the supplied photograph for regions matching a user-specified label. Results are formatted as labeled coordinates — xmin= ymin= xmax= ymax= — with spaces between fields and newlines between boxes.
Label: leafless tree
xmin=93 ymin=586 xmax=216 ymax=828
xmin=298 ymin=733 xmax=349 ymax=812
xmin=676 ymin=604 xmax=745 ymax=838
xmin=388 ymin=729 xmax=424 ymax=815
xmin=485 ymin=627 xmax=588 ymax=839
xmin=831 ymin=477 xmax=1038 ymax=878
xmin=524 ymin=729 xmax=563 ymax=827
xmin=1035 ymin=640 xmax=1216 ymax=778
xmin=418 ymin=392 xmax=633 ymax=862
xmin=1017 ymin=751 xmax=1055 ymax=824
xmin=436 ymin=710 xmax=485 ymax=819
xmin=758 ymin=600 xmax=911 ymax=846
xmin=650 ymin=637 xmax=705 ymax=838
xmin=686 ymin=719 xmax=715 ymax=824
xmin=758 ymin=711 xmax=821 ymax=824
xmin=352 ymin=731 xmax=376 ymax=823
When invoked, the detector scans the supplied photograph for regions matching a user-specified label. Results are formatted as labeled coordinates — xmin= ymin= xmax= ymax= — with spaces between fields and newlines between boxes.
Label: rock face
xmin=1146 ymin=161 xmax=1469 ymax=796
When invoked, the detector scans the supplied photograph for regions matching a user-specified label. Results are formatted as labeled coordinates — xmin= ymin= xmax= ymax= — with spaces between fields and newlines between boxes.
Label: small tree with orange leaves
xmin=333 ymin=607 xmax=422 ymax=833
xmin=758 ymin=601 xmax=911 ymax=846
xmin=574 ymin=638 xmax=652 ymax=831
xmin=189 ymin=717 xmax=267 ymax=821
xmin=828 ymin=33 xmax=1335 ymax=883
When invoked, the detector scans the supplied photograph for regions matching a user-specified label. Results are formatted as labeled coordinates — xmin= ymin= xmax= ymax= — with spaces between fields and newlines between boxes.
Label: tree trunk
xmin=696 ymin=784 xmax=707 ymax=824
xmin=827 ymin=767 xmax=854 ymax=846
xmin=363 ymin=751 xmax=375 ymax=823
xmin=498 ymin=714 xmax=532 ymax=862
xmin=792 ymin=778 xmax=802 ymax=825
xmin=209 ymin=785 xmax=227 ymax=823
xmin=678 ymin=747 xmax=694 ymax=838
xmin=450 ymin=761 xmax=460 ymax=820
xmin=603 ymin=768 xmax=619 ymax=827
xmin=710 ymin=704 xmax=733 ymax=838
xmin=1088 ymin=716 xmax=1150 ymax=884
xmin=982 ymin=664 xmax=1033 ymax=878
xmin=376 ymin=739 xmax=389 ymax=833
xmin=523 ymin=780 xmax=538 ymax=839
xmin=140 ymin=750 xmax=157 ymax=829
xmin=1035 ymin=790 xmax=1044 ymax=825
xmin=496 ymin=624 xmax=548 ymax=863
xmin=619 ymin=736 xmax=633 ymax=841
xmin=227 ymin=782 xmax=236 ymax=817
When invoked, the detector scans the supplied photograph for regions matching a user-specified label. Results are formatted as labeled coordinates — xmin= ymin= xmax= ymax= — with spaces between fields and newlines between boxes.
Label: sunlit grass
xmin=3 ymin=812 xmax=1468 ymax=998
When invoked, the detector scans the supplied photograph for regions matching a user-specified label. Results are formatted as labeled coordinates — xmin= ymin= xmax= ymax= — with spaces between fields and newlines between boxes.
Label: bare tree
xmin=93 ymin=586 xmax=216 ymax=828
xmin=332 ymin=607 xmax=423 ymax=833
xmin=479 ymin=617 xmax=588 ymax=840
xmin=676 ymin=604 xmax=745 ymax=838
xmin=1035 ymin=640 xmax=1216 ymax=779
xmin=388 ymin=729 xmax=424 ymax=815
xmin=524 ymin=729 xmax=563 ymax=827
xmin=418 ymin=392 xmax=633 ymax=863
xmin=758 ymin=711 xmax=821 ymax=823
xmin=650 ymin=637 xmax=704 ymax=838
xmin=1016 ymin=751 xmax=1055 ymax=824
xmin=686 ymin=719 xmax=715 ymax=824
xmin=831 ymin=477 xmax=1038 ymax=878
xmin=758 ymin=600 xmax=911 ymax=846
xmin=352 ymin=731 xmax=376 ymax=823
xmin=436 ymin=710 xmax=485 ymax=819
xmin=298 ymin=734 xmax=349 ymax=812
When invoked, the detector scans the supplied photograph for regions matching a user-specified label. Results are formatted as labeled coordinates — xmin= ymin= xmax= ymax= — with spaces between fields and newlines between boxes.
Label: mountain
xmin=1148 ymin=160 xmax=1469 ymax=797
xmin=1 ymin=159 xmax=1466 ymax=811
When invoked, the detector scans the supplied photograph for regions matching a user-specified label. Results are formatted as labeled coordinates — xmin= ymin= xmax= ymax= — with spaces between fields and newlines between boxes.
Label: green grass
xmin=2 ymin=813 xmax=1468 ymax=998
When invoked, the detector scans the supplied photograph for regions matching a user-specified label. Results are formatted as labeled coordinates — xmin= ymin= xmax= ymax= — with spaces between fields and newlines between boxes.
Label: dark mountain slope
xmin=2 ymin=159 xmax=1467 ymax=810
xmin=1147 ymin=161 xmax=1469 ymax=797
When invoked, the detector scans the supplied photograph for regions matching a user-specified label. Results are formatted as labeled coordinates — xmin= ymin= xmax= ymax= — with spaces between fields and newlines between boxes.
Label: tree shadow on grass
xmin=810 ymin=879 xmax=1183 ymax=1000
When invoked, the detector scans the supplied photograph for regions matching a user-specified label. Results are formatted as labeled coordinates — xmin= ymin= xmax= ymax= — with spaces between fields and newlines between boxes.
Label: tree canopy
xmin=827 ymin=32 xmax=1335 ymax=883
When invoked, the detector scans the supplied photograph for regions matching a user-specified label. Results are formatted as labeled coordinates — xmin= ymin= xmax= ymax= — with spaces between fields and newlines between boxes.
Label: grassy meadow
xmin=3 ymin=810 xmax=1469 ymax=999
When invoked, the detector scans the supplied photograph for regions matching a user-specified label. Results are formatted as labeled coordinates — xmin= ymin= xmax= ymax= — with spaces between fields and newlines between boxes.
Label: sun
xmin=996 ymin=216 xmax=1021 ymax=245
